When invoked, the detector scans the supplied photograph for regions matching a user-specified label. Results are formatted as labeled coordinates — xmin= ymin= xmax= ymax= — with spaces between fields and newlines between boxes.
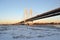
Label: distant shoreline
xmin=0 ymin=22 xmax=60 ymax=25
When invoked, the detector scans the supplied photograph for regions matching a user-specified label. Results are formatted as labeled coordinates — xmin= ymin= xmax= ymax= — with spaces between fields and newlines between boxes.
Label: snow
xmin=0 ymin=25 xmax=60 ymax=40
xmin=53 ymin=25 xmax=60 ymax=28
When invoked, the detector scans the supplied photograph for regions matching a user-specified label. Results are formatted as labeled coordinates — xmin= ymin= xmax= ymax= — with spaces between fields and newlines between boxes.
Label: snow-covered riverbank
xmin=0 ymin=25 xmax=60 ymax=40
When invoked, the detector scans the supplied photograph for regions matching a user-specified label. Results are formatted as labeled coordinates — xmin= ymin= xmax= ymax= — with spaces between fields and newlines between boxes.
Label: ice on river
xmin=0 ymin=25 xmax=60 ymax=40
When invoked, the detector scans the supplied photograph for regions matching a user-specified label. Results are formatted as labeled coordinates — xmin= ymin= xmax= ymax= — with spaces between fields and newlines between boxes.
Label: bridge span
xmin=18 ymin=8 xmax=60 ymax=24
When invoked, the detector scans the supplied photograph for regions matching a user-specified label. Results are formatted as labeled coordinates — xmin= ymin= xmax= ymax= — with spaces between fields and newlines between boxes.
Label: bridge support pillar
xmin=26 ymin=21 xmax=34 ymax=25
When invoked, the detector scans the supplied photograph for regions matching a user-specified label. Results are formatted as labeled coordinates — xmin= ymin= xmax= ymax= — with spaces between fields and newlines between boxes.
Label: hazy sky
xmin=0 ymin=0 xmax=60 ymax=24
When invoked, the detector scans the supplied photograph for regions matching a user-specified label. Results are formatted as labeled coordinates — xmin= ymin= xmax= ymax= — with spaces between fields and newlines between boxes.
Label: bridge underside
xmin=19 ymin=8 xmax=60 ymax=24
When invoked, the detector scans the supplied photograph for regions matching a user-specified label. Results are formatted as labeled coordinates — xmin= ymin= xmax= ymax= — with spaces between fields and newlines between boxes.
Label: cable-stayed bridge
xmin=17 ymin=8 xmax=60 ymax=24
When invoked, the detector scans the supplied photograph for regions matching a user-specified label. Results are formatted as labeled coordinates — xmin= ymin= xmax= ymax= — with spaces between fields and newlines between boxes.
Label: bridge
xmin=17 ymin=8 xmax=60 ymax=24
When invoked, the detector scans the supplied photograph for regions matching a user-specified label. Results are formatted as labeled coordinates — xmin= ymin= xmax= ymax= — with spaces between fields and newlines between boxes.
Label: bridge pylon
xmin=24 ymin=8 xmax=33 ymax=25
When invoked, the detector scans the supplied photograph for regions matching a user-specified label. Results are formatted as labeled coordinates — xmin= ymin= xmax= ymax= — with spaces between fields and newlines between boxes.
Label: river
xmin=0 ymin=25 xmax=60 ymax=40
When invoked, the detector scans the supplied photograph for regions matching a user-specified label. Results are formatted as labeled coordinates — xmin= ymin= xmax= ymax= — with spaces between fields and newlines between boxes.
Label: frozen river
xmin=0 ymin=25 xmax=60 ymax=40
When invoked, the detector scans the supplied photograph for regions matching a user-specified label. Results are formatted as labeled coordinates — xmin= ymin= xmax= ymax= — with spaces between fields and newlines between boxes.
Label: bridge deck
xmin=19 ymin=8 xmax=60 ymax=23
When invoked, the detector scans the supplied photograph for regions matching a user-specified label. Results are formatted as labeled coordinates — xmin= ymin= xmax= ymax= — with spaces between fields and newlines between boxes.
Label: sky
xmin=0 ymin=0 xmax=60 ymax=24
